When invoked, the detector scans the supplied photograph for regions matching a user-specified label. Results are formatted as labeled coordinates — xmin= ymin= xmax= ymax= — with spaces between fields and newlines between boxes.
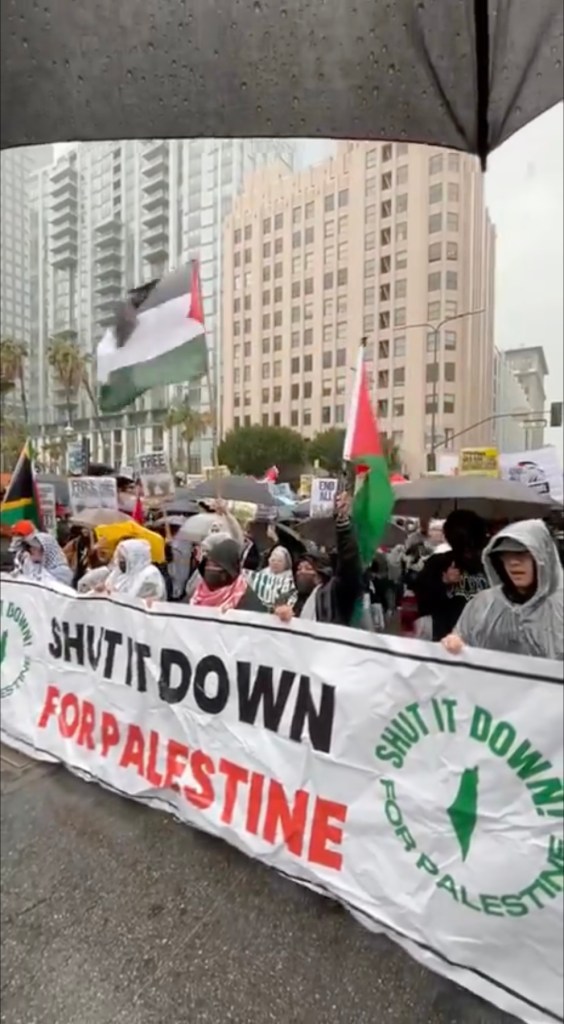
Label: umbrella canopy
xmin=297 ymin=517 xmax=405 ymax=551
xmin=392 ymin=476 xmax=556 ymax=520
xmin=3 ymin=1 xmax=562 ymax=168
xmin=185 ymin=476 xmax=279 ymax=507
xmin=163 ymin=491 xmax=203 ymax=516
xmin=152 ymin=515 xmax=188 ymax=529
xmin=71 ymin=508 xmax=133 ymax=528
xmin=178 ymin=513 xmax=221 ymax=544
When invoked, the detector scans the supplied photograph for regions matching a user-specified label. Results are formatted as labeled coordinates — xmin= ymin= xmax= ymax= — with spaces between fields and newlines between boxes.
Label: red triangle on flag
xmin=188 ymin=260 xmax=205 ymax=325
xmin=343 ymin=349 xmax=382 ymax=463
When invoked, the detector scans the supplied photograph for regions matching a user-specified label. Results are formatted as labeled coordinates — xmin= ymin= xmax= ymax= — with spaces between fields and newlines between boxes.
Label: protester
xmin=247 ymin=545 xmax=297 ymax=611
xmin=101 ymin=539 xmax=166 ymax=601
xmin=188 ymin=537 xmax=266 ymax=612
xmin=16 ymin=530 xmax=74 ymax=588
xmin=412 ymin=509 xmax=489 ymax=641
xmin=240 ymin=524 xmax=261 ymax=572
xmin=442 ymin=519 xmax=563 ymax=660
xmin=274 ymin=493 xmax=363 ymax=627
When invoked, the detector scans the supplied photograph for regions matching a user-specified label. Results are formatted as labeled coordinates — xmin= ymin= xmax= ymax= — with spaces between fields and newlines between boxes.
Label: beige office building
xmin=222 ymin=141 xmax=496 ymax=476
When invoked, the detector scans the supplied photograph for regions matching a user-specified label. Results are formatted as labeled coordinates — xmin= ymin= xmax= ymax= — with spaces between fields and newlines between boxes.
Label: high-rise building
xmin=500 ymin=346 xmax=548 ymax=449
xmin=493 ymin=350 xmax=533 ymax=452
xmin=28 ymin=138 xmax=295 ymax=468
xmin=1 ymin=145 xmax=53 ymax=420
xmin=222 ymin=141 xmax=496 ymax=476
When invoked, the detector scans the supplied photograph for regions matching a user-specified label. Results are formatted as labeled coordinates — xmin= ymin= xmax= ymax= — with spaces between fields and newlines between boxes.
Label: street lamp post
xmin=396 ymin=309 xmax=485 ymax=471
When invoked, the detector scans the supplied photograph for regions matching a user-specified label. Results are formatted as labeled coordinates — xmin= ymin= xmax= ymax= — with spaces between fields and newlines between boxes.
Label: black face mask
xmin=118 ymin=560 xmax=127 ymax=573
xmin=203 ymin=567 xmax=231 ymax=590
xmin=296 ymin=574 xmax=317 ymax=597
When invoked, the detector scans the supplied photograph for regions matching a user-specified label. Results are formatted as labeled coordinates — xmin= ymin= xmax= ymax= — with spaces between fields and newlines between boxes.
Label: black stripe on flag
xmin=115 ymin=266 xmax=191 ymax=347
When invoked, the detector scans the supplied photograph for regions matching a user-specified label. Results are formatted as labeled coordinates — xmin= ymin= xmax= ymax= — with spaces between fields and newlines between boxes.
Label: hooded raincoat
xmin=19 ymin=531 xmax=74 ymax=588
xmin=454 ymin=520 xmax=563 ymax=660
xmin=105 ymin=539 xmax=166 ymax=601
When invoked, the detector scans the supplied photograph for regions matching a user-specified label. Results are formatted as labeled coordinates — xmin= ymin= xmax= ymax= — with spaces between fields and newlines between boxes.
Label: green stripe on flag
xmin=352 ymin=455 xmax=395 ymax=566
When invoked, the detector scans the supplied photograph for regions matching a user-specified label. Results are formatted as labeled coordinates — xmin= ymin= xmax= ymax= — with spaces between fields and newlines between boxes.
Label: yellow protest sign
xmin=458 ymin=447 xmax=500 ymax=477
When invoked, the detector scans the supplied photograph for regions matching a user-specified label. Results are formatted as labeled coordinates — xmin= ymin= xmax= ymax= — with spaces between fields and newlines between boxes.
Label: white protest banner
xmin=37 ymin=483 xmax=56 ymax=536
xmin=68 ymin=476 xmax=118 ymax=517
xmin=135 ymin=451 xmax=174 ymax=500
xmin=310 ymin=477 xmax=338 ymax=517
xmin=0 ymin=578 xmax=562 ymax=1024
xmin=437 ymin=446 xmax=563 ymax=504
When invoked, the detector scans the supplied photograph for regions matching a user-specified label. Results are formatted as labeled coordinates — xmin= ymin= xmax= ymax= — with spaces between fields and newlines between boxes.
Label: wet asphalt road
xmin=0 ymin=752 xmax=517 ymax=1024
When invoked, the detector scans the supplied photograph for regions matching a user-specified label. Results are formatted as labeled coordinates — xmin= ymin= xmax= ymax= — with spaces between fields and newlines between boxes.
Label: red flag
xmin=132 ymin=484 xmax=144 ymax=525
xmin=188 ymin=259 xmax=204 ymax=325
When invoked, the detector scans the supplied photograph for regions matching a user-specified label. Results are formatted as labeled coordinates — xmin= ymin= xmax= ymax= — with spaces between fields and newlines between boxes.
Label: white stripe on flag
xmin=97 ymin=293 xmax=202 ymax=384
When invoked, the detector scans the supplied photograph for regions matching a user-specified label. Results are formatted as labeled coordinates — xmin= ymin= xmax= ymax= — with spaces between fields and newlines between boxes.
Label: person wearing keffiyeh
xmin=16 ymin=531 xmax=73 ymax=588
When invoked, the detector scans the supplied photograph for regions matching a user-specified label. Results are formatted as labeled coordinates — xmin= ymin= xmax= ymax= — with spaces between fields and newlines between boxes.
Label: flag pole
xmin=341 ymin=337 xmax=367 ymax=497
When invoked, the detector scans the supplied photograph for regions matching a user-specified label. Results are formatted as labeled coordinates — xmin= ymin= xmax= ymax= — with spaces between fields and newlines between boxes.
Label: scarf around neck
xmin=191 ymin=573 xmax=248 ymax=611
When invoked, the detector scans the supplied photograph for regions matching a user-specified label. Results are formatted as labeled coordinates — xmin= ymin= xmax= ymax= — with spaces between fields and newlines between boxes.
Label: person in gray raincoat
xmin=442 ymin=519 xmax=563 ymax=661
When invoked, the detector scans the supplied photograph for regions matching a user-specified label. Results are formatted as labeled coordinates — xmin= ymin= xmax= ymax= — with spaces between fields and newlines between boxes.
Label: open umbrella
xmin=163 ymin=492 xmax=202 ymax=516
xmin=297 ymin=517 xmax=405 ymax=551
xmin=178 ymin=513 xmax=221 ymax=544
xmin=392 ymin=476 xmax=556 ymax=520
xmin=3 ymin=1 xmax=561 ymax=169
xmin=71 ymin=508 xmax=133 ymax=528
xmin=185 ymin=476 xmax=279 ymax=507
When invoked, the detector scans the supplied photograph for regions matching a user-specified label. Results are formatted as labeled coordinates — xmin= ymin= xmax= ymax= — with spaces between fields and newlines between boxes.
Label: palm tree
xmin=47 ymin=332 xmax=90 ymax=425
xmin=164 ymin=401 xmax=211 ymax=473
xmin=0 ymin=338 xmax=29 ymax=423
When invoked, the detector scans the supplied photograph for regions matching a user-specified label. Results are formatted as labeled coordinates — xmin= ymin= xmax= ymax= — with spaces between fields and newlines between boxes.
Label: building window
xmin=336 ymin=321 xmax=347 ymax=339
xmin=324 ymin=244 xmax=335 ymax=263
xmin=273 ymin=310 xmax=282 ymax=327
xmin=426 ymin=363 xmax=439 ymax=383
xmin=338 ymin=214 xmax=348 ymax=233
xmin=273 ymin=412 xmax=281 ymax=426
xmin=425 ymin=394 xmax=438 ymax=414
xmin=263 ymin=217 xmax=271 ymax=234
xmin=262 ymin=364 xmax=270 ymax=379
xmin=324 ymin=271 xmax=334 ymax=289
xmin=337 ymin=267 xmax=348 ymax=287
xmin=234 ymin=368 xmax=241 ymax=384
xmin=291 ymin=382 xmax=300 ymax=399
xmin=273 ymin=360 xmax=282 ymax=378
xmin=365 ymin=231 xmax=376 ymax=251
xmin=338 ymin=241 xmax=348 ymax=261
xmin=445 ymin=299 xmax=458 ymax=317
xmin=324 ymin=297 xmax=334 ymax=316
xmin=338 ymin=189 xmax=348 ymax=207
xmin=305 ymin=226 xmax=314 ymax=245
xmin=445 ymin=330 xmax=457 ymax=350
xmin=366 ymin=285 xmax=376 ymax=305
xmin=378 ymin=369 xmax=389 ymax=388
xmin=444 ymin=427 xmax=455 ymax=448
xmin=394 ymin=308 xmax=406 ymax=326
xmin=292 ymin=231 xmax=301 ymax=248
xmin=397 ymin=165 xmax=408 ymax=185
xmin=381 ymin=200 xmax=392 ymax=219
xmin=274 ymin=262 xmax=282 ymax=279
xmin=304 ymin=277 xmax=314 ymax=295
xmin=234 ymin=252 xmax=241 ymax=268
xmin=444 ymin=393 xmax=456 ymax=414
xmin=382 ymin=144 xmax=393 ymax=161
xmin=393 ymin=366 xmax=405 ymax=386
xmin=447 ymin=182 xmax=459 ymax=202
xmin=322 ymin=351 xmax=333 ymax=369
xmin=304 ymin=354 xmax=313 ymax=372
xmin=304 ymin=328 xmax=313 ymax=346
xmin=395 ymin=279 xmax=407 ymax=299
xmin=366 ymin=148 xmax=377 ymax=168
xmin=394 ymin=336 xmax=406 ymax=358
xmin=262 ymin=338 xmax=270 ymax=354
xmin=305 ymin=201 xmax=314 ymax=220
xmin=426 ymin=331 xmax=438 ymax=353
xmin=393 ymin=397 xmax=404 ymax=417
xmin=446 ymin=270 xmax=458 ymax=290
xmin=305 ymin=251 xmax=314 ymax=269
xmin=272 ymin=286 xmax=282 ymax=304
xmin=363 ymin=313 xmax=374 ymax=333
xmin=243 ymin=366 xmax=251 ymax=382
xmin=395 ymin=251 xmax=407 ymax=270
xmin=291 ymin=356 xmax=300 ymax=374
xmin=365 ymin=258 xmax=375 ymax=277
xmin=444 ymin=361 xmax=456 ymax=382
xmin=292 ymin=255 xmax=301 ymax=274
xmin=304 ymin=302 xmax=313 ymax=320
xmin=322 ymin=406 xmax=331 ymax=424
xmin=234 ymin=228 xmax=242 ymax=244
xmin=428 ymin=271 xmax=441 ymax=291
xmin=262 ymin=388 xmax=269 ymax=403
xmin=336 ymin=348 xmax=346 ymax=367
xmin=429 ymin=183 xmax=443 ymax=204
xmin=365 ymin=203 xmax=376 ymax=224
xmin=377 ymin=399 xmax=389 ymax=417
xmin=378 ymin=339 xmax=390 ymax=359
xmin=397 ymin=194 xmax=408 ymax=213
xmin=262 ymin=290 xmax=271 ymax=305
xmin=428 ymin=301 xmax=441 ymax=321
xmin=396 ymin=222 xmax=408 ymax=242
xmin=262 ymin=413 xmax=269 ymax=426
xmin=324 ymin=193 xmax=335 ymax=212
xmin=379 ymin=311 xmax=390 ymax=330
xmin=381 ymin=172 xmax=392 ymax=190
xmin=365 ymin=178 xmax=376 ymax=198
xmin=274 ymin=237 xmax=283 ymax=255
xmin=325 ymin=220 xmax=335 ymax=239
xmin=274 ymin=213 xmax=283 ymax=230
xmin=429 ymin=153 xmax=443 ymax=174
xmin=292 ymin=281 xmax=301 ymax=298
xmin=429 ymin=242 xmax=441 ymax=262
xmin=263 ymin=266 xmax=270 ymax=282
xmin=381 ymin=227 xmax=391 ymax=246
xmin=447 ymin=241 xmax=458 ymax=260
xmin=304 ymin=381 xmax=312 ymax=398
xmin=293 ymin=207 xmax=301 ymax=224
xmin=262 ymin=313 xmax=270 ymax=329
xmin=447 ymin=211 xmax=459 ymax=232
xmin=233 ymin=298 xmax=241 ymax=314
xmin=273 ymin=386 xmax=282 ymax=402
xmin=380 ymin=255 xmax=391 ymax=274
xmin=303 ymin=409 xmax=311 ymax=427
xmin=290 ymin=410 xmax=299 ymax=427
xmin=448 ymin=153 xmax=460 ymax=172
xmin=291 ymin=306 xmax=300 ymax=323
xmin=291 ymin=331 xmax=300 ymax=348
xmin=429 ymin=213 xmax=442 ymax=233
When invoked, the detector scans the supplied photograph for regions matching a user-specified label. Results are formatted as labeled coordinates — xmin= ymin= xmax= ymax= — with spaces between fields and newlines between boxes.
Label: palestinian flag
xmin=0 ymin=440 xmax=42 ymax=530
xmin=97 ymin=260 xmax=208 ymax=413
xmin=343 ymin=345 xmax=395 ymax=566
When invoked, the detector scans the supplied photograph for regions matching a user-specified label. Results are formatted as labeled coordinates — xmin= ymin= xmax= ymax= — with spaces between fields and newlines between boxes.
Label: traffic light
xmin=550 ymin=402 xmax=562 ymax=428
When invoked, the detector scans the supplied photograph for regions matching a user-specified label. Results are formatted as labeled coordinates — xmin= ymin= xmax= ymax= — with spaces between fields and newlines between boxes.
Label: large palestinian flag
xmin=97 ymin=260 xmax=207 ymax=413
xmin=0 ymin=440 xmax=42 ymax=530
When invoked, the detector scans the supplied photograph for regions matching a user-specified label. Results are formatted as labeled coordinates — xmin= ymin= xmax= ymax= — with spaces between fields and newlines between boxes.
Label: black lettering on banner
xmin=237 ymin=662 xmax=295 ymax=733
xmin=159 ymin=648 xmax=192 ymax=703
xmin=86 ymin=625 xmax=104 ymax=670
xmin=289 ymin=675 xmax=334 ymax=754
xmin=135 ymin=642 xmax=152 ymax=692
xmin=194 ymin=655 xmax=229 ymax=714
xmin=63 ymin=621 xmax=85 ymax=666
xmin=102 ymin=630 xmax=123 ymax=679
xmin=48 ymin=618 xmax=62 ymax=659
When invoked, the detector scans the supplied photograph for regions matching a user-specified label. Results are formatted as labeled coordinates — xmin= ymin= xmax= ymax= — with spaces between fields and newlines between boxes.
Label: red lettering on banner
xmin=308 ymin=798 xmax=347 ymax=870
xmin=37 ymin=685 xmax=60 ymax=728
xmin=245 ymin=771 xmax=265 ymax=835
xmin=76 ymin=700 xmax=95 ymax=750
xmin=146 ymin=730 xmax=163 ymax=787
xmin=164 ymin=739 xmax=189 ymax=792
xmin=101 ymin=712 xmax=120 ymax=756
xmin=263 ymin=780 xmax=308 ymax=857
xmin=186 ymin=751 xmax=215 ymax=810
xmin=119 ymin=724 xmax=145 ymax=776
xmin=60 ymin=693 xmax=80 ymax=739
xmin=219 ymin=758 xmax=249 ymax=824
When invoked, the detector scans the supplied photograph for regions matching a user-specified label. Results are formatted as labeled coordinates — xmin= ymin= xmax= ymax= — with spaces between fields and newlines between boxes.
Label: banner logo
xmin=0 ymin=600 xmax=32 ymax=699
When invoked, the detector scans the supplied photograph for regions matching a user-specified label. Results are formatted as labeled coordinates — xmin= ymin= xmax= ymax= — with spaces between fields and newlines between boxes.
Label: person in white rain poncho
xmin=103 ymin=539 xmax=166 ymax=601
xmin=15 ymin=531 xmax=73 ymax=589
xmin=442 ymin=519 xmax=563 ymax=661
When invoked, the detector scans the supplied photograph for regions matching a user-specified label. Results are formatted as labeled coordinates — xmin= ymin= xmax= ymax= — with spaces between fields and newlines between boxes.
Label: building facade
xmin=27 ymin=138 xmax=295 ymax=469
xmin=222 ymin=141 xmax=496 ymax=476
xmin=493 ymin=349 xmax=533 ymax=452
xmin=500 ymin=346 xmax=548 ymax=450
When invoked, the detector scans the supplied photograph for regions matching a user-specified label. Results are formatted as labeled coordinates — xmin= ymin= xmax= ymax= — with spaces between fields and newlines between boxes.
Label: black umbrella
xmin=297 ymin=517 xmax=405 ymax=551
xmin=392 ymin=475 xmax=556 ymax=520
xmin=2 ymin=1 xmax=561 ymax=167
xmin=185 ymin=476 xmax=279 ymax=507
xmin=162 ymin=493 xmax=202 ymax=516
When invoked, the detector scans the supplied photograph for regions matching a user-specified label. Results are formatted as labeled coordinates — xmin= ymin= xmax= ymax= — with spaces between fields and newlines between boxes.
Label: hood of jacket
xmin=117 ymin=539 xmax=152 ymax=575
xmin=483 ymin=519 xmax=563 ymax=610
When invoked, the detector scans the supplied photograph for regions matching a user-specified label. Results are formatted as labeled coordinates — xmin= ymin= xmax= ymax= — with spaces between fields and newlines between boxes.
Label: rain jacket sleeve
xmin=318 ymin=516 xmax=363 ymax=626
